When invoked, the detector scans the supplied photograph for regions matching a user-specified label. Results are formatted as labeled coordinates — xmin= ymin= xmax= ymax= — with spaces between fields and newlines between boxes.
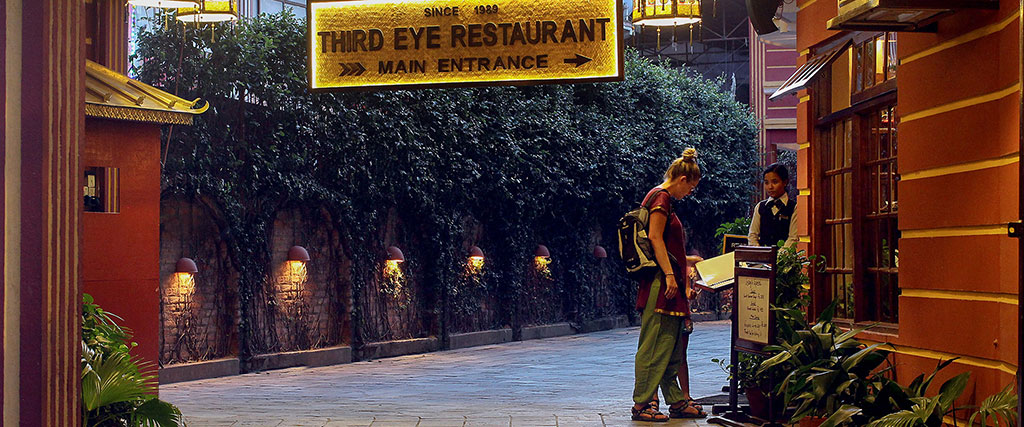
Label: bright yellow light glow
xmin=309 ymin=0 xmax=622 ymax=91
xmin=385 ymin=259 xmax=404 ymax=278
xmin=534 ymin=256 xmax=552 ymax=278
xmin=177 ymin=0 xmax=238 ymax=23
xmin=632 ymin=0 xmax=701 ymax=27
xmin=175 ymin=272 xmax=195 ymax=297
xmin=287 ymin=260 xmax=308 ymax=285
xmin=467 ymin=256 xmax=485 ymax=274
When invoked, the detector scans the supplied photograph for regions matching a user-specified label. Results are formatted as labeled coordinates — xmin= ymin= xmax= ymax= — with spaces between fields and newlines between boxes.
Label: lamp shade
xmin=387 ymin=246 xmax=405 ymax=263
xmin=593 ymin=245 xmax=608 ymax=258
xmin=287 ymin=245 xmax=311 ymax=263
xmin=175 ymin=257 xmax=199 ymax=274
xmin=177 ymin=0 xmax=238 ymax=23
xmin=632 ymin=0 xmax=702 ymax=26
xmin=469 ymin=245 xmax=484 ymax=259
xmin=128 ymin=0 xmax=200 ymax=8
xmin=535 ymin=245 xmax=551 ymax=259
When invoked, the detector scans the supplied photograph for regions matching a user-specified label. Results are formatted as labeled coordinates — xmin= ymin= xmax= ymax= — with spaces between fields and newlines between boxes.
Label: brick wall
xmin=160 ymin=198 xmax=240 ymax=364
xmin=267 ymin=208 xmax=350 ymax=351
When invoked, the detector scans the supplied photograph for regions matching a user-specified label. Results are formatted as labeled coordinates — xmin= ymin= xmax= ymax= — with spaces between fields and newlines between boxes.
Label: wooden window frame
xmin=811 ymin=72 xmax=899 ymax=326
xmin=852 ymin=32 xmax=898 ymax=96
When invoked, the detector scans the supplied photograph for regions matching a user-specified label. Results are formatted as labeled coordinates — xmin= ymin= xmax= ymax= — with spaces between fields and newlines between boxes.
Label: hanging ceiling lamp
xmin=128 ymin=0 xmax=200 ymax=8
xmin=632 ymin=0 xmax=702 ymax=27
xmin=177 ymin=0 xmax=239 ymax=23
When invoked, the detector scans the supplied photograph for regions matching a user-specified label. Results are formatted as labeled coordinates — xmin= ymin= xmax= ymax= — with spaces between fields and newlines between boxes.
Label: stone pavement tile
xmin=164 ymin=323 xmax=735 ymax=427
xmin=552 ymin=414 xmax=604 ymax=425
xmin=415 ymin=417 xmax=469 ymax=427
xmin=180 ymin=419 xmax=240 ymax=426
xmin=463 ymin=416 xmax=513 ymax=426
xmin=323 ymin=420 xmax=373 ymax=427
xmin=364 ymin=418 xmax=422 ymax=427
xmin=232 ymin=420 xmax=291 ymax=427
xmin=508 ymin=415 xmax=557 ymax=426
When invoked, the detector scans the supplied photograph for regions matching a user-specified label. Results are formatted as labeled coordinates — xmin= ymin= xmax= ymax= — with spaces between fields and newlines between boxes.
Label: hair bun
xmin=681 ymin=148 xmax=698 ymax=162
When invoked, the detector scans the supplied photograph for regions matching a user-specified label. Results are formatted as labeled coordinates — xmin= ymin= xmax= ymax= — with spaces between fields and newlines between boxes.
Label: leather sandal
xmin=668 ymin=401 xmax=707 ymax=419
xmin=685 ymin=398 xmax=703 ymax=412
xmin=631 ymin=402 xmax=669 ymax=422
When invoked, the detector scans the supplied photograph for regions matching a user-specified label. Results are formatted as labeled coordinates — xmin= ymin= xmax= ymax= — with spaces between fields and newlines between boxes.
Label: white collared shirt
xmin=747 ymin=193 xmax=799 ymax=248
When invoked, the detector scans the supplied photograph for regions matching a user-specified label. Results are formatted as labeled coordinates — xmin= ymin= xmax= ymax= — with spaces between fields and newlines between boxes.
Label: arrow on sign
xmin=338 ymin=62 xmax=366 ymax=76
xmin=563 ymin=54 xmax=592 ymax=68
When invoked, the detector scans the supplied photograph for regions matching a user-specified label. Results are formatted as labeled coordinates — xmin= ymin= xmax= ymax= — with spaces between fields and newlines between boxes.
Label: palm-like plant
xmin=81 ymin=294 xmax=183 ymax=426
xmin=968 ymin=384 xmax=1018 ymax=427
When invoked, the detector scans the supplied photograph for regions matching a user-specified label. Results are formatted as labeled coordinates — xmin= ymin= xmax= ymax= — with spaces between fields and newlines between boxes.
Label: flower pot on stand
xmin=744 ymin=386 xmax=782 ymax=420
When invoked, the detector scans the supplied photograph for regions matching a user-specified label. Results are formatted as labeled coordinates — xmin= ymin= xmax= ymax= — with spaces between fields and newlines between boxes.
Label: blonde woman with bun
xmin=631 ymin=148 xmax=707 ymax=422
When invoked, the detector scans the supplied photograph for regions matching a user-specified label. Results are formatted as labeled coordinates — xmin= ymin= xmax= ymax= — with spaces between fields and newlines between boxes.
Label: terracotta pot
xmin=798 ymin=416 xmax=826 ymax=427
xmin=744 ymin=386 xmax=782 ymax=420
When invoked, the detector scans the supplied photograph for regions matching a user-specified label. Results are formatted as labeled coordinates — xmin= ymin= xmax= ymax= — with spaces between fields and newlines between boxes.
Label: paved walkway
xmin=162 ymin=320 xmax=740 ymax=426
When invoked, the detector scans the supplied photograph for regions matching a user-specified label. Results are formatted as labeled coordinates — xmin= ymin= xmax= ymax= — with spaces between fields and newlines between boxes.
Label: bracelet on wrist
xmin=664 ymin=273 xmax=674 ymax=276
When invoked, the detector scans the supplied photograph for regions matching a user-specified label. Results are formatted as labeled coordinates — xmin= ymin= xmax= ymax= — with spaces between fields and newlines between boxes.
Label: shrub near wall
xmin=136 ymin=11 xmax=758 ymax=369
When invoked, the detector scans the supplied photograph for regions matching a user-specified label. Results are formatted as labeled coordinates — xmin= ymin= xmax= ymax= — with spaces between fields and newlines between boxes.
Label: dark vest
xmin=757 ymin=198 xmax=796 ymax=247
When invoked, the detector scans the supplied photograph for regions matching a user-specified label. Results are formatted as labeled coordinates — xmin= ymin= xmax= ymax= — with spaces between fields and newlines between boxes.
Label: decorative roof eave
xmin=85 ymin=59 xmax=209 ymax=125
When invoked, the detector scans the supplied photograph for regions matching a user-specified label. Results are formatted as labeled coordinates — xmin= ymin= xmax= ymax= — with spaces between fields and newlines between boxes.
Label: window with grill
xmin=862 ymin=105 xmax=899 ymax=323
xmin=820 ymin=119 xmax=856 ymax=319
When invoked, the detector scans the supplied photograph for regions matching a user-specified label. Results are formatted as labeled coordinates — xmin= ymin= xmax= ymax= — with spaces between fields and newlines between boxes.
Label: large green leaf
xmin=820 ymin=404 xmax=862 ymax=427
xmin=133 ymin=398 xmax=184 ymax=427
xmin=935 ymin=372 xmax=970 ymax=411
xmin=967 ymin=383 xmax=1017 ymax=427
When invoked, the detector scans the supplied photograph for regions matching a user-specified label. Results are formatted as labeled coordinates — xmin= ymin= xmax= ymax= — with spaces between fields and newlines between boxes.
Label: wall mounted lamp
xmin=175 ymin=257 xmax=199 ymax=275
xmin=284 ymin=245 xmax=310 ymax=290
xmin=384 ymin=246 xmax=405 ymax=282
xmin=387 ymin=246 xmax=405 ymax=264
xmin=468 ymin=245 xmax=485 ymax=271
xmin=287 ymin=245 xmax=311 ymax=263
xmin=534 ymin=245 xmax=552 ymax=277
xmin=593 ymin=245 xmax=608 ymax=258
xmin=174 ymin=257 xmax=198 ymax=300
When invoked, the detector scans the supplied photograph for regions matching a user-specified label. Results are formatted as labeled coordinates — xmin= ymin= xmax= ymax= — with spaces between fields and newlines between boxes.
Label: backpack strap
xmin=642 ymin=188 xmax=672 ymax=215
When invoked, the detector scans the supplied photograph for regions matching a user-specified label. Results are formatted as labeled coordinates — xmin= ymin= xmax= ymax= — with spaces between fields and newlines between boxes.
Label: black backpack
xmin=617 ymin=189 xmax=676 ymax=280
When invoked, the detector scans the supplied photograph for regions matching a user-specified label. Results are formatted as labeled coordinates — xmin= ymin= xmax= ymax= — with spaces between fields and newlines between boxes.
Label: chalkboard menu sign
xmin=732 ymin=246 xmax=776 ymax=354
xmin=737 ymin=276 xmax=770 ymax=344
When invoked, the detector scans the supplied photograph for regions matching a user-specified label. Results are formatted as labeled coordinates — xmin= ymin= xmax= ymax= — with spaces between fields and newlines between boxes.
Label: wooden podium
xmin=707 ymin=245 xmax=782 ymax=427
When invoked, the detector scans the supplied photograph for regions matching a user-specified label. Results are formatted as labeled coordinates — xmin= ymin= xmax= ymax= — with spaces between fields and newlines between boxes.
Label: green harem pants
xmin=632 ymin=274 xmax=686 ymax=406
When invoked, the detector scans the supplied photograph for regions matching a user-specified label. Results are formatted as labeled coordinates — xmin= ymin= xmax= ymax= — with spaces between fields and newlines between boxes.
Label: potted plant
xmin=710 ymin=244 xmax=821 ymax=421
xmin=758 ymin=301 xmax=891 ymax=427
xmin=712 ymin=353 xmax=783 ymax=420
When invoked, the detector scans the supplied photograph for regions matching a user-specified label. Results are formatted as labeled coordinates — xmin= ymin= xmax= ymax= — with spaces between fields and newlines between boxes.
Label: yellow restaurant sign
xmin=308 ymin=0 xmax=623 ymax=91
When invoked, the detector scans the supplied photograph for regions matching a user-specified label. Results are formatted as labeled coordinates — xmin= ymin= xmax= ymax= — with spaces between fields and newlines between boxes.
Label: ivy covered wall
xmin=136 ymin=12 xmax=759 ymax=369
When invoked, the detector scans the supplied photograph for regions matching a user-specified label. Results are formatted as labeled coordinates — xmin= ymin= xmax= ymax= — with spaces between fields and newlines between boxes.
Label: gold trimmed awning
xmin=85 ymin=59 xmax=208 ymax=125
